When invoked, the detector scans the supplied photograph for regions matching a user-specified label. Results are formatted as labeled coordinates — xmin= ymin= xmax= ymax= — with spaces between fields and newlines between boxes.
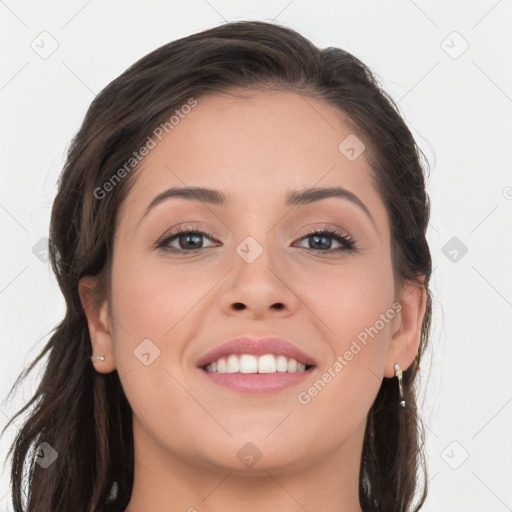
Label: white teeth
xmin=204 ymin=354 xmax=310 ymax=374
xmin=240 ymin=354 xmax=258 ymax=373
xmin=276 ymin=355 xmax=288 ymax=372
xmin=258 ymin=354 xmax=276 ymax=373
xmin=226 ymin=354 xmax=239 ymax=373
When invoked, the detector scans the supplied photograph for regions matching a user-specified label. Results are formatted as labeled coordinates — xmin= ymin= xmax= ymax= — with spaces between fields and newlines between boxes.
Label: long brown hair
xmin=2 ymin=21 xmax=432 ymax=512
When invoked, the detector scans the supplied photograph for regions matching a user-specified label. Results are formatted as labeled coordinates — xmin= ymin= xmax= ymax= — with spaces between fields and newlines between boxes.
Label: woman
xmin=2 ymin=20 xmax=432 ymax=512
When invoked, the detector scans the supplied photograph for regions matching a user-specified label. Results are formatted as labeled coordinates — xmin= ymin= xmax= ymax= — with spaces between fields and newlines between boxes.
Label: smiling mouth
xmin=201 ymin=353 xmax=315 ymax=374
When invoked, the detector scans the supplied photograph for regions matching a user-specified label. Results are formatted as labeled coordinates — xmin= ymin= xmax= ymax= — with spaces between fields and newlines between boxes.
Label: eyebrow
xmin=139 ymin=186 xmax=375 ymax=226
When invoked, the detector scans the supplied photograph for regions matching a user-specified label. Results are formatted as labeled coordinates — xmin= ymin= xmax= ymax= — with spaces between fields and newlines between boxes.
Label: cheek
xmin=293 ymin=254 xmax=395 ymax=407
xmin=295 ymin=254 xmax=395 ymax=346
xmin=110 ymin=253 xmax=205 ymax=340
xmin=108 ymin=254 xmax=204 ymax=425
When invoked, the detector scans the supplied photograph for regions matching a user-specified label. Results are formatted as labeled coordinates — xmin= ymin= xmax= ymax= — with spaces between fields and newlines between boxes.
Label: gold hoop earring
xmin=394 ymin=362 xmax=405 ymax=407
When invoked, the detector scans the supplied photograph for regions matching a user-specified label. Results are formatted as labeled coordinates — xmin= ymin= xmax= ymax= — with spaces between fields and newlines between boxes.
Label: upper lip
xmin=196 ymin=337 xmax=317 ymax=368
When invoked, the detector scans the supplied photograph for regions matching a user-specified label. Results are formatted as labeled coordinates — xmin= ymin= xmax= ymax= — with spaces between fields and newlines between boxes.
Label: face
xmin=87 ymin=89 xmax=410 ymax=476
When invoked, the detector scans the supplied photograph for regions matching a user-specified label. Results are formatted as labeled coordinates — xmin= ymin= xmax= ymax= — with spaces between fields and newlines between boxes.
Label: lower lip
xmin=198 ymin=368 xmax=314 ymax=393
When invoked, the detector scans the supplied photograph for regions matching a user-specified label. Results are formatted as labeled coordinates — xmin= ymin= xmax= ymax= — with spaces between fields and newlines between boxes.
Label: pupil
xmin=182 ymin=234 xmax=202 ymax=249
xmin=310 ymin=235 xmax=331 ymax=250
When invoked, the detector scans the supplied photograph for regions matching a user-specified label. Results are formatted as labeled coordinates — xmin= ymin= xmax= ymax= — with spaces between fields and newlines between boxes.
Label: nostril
xmin=233 ymin=303 xmax=245 ymax=310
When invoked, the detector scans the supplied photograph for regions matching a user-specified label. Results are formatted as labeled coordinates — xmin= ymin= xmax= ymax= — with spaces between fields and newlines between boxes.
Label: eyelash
xmin=155 ymin=224 xmax=357 ymax=255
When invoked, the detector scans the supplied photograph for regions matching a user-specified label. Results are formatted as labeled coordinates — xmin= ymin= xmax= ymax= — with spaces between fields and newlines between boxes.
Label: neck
xmin=124 ymin=417 xmax=365 ymax=512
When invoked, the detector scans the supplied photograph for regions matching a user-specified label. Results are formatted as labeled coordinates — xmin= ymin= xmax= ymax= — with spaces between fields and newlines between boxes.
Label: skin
xmin=80 ymin=89 xmax=426 ymax=512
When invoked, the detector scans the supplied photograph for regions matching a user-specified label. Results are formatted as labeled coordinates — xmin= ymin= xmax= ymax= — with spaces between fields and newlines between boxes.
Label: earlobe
xmin=78 ymin=276 xmax=116 ymax=373
xmin=384 ymin=277 xmax=427 ymax=378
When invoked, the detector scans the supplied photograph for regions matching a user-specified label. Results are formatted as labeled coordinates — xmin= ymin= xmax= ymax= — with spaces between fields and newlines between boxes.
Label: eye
xmin=155 ymin=224 xmax=357 ymax=254
xmin=293 ymin=225 xmax=356 ymax=253
xmin=156 ymin=224 xmax=219 ymax=253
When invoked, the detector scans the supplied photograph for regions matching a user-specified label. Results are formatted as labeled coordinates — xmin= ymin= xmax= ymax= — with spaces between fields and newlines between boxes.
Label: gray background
xmin=1 ymin=0 xmax=511 ymax=510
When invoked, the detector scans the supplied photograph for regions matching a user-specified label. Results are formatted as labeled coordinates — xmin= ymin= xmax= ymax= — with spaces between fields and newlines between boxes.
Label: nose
xmin=218 ymin=238 xmax=300 ymax=319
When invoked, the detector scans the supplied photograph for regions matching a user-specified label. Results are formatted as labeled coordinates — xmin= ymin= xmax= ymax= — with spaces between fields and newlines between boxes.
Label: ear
xmin=384 ymin=276 xmax=427 ymax=378
xmin=78 ymin=275 xmax=116 ymax=373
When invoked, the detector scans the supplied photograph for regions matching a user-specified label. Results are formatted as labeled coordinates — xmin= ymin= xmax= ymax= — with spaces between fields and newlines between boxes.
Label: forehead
xmin=117 ymin=90 xmax=388 ymax=232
